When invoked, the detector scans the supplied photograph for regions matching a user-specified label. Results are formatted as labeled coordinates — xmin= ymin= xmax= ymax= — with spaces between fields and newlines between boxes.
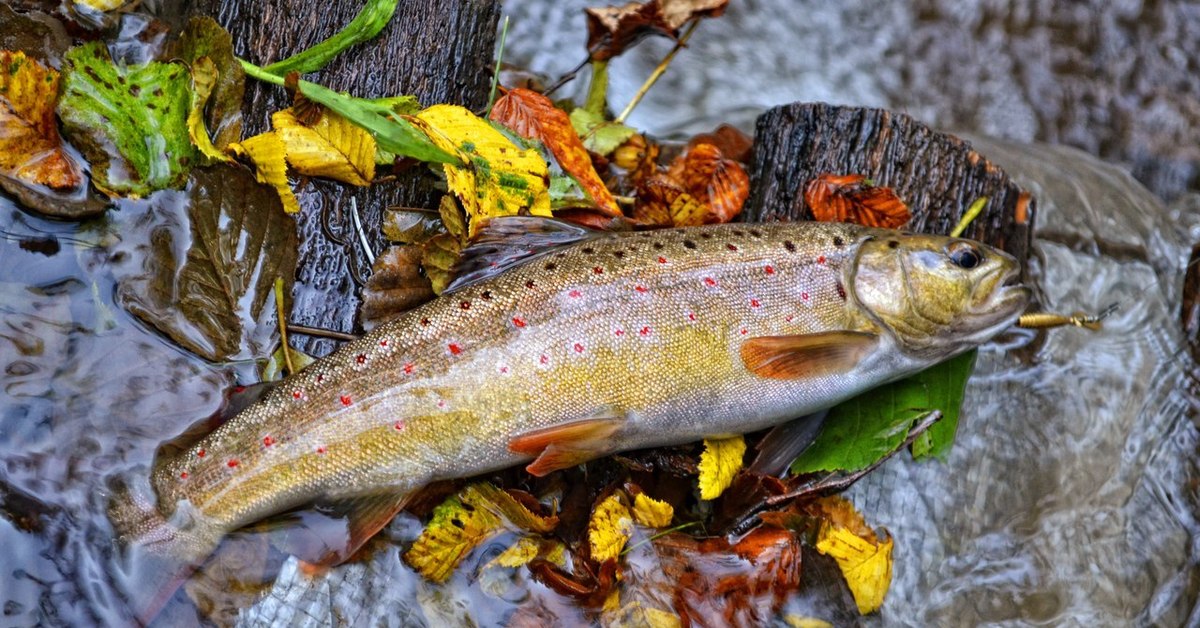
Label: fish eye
xmin=947 ymin=242 xmax=982 ymax=269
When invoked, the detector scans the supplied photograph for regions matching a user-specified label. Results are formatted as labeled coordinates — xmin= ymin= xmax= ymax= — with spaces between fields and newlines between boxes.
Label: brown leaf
xmin=360 ymin=246 xmax=435 ymax=331
xmin=804 ymin=174 xmax=911 ymax=228
xmin=490 ymin=88 xmax=620 ymax=217
xmin=634 ymin=142 xmax=748 ymax=226
xmin=685 ymin=123 xmax=753 ymax=164
xmin=585 ymin=0 xmax=729 ymax=61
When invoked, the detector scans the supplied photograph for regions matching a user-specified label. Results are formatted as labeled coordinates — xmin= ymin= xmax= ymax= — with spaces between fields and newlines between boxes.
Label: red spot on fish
xmin=460 ymin=301 xmax=471 ymax=310
xmin=317 ymin=446 xmax=327 ymax=454
xmin=835 ymin=281 xmax=847 ymax=300
xmin=448 ymin=343 xmax=463 ymax=355
xmin=750 ymin=299 xmax=761 ymax=308
xmin=593 ymin=266 xmax=604 ymax=274
xmin=704 ymin=277 xmax=717 ymax=287
xmin=688 ymin=312 xmax=697 ymax=321
xmin=316 ymin=374 xmax=325 ymax=383
xmin=635 ymin=285 xmax=648 ymax=293
xmin=801 ymin=292 xmax=810 ymax=301
xmin=499 ymin=365 xmax=509 ymax=374
xmin=404 ymin=362 xmax=414 ymax=375
xmin=437 ymin=399 xmax=447 ymax=409
xmin=512 ymin=316 xmax=527 ymax=328
xmin=263 ymin=435 xmax=274 ymax=447
xmin=180 ymin=471 xmax=188 ymax=479
xmin=615 ymin=329 xmax=625 ymax=336
xmin=380 ymin=339 xmax=388 ymax=347
xmin=569 ymin=289 xmax=582 ymax=298
xmin=573 ymin=343 xmax=585 ymax=353
xmin=227 ymin=459 xmax=239 ymax=468
xmin=727 ymin=243 xmax=738 ymax=251
xmin=764 ymin=265 xmax=775 ymax=275
xmin=340 ymin=395 xmax=352 ymax=406
xmin=197 ymin=449 xmax=206 ymax=458
xmin=657 ymin=256 xmax=667 ymax=264
xmin=817 ymin=255 xmax=827 ymax=265
xmin=292 ymin=390 xmax=303 ymax=400
xmin=356 ymin=353 xmax=366 ymax=365
xmin=394 ymin=421 xmax=406 ymax=431
xmin=639 ymin=326 xmax=651 ymax=336
xmin=786 ymin=315 xmax=794 ymax=322
xmin=539 ymin=354 xmax=549 ymax=364
xmin=234 ymin=385 xmax=246 ymax=393
xmin=740 ymin=328 xmax=748 ymax=335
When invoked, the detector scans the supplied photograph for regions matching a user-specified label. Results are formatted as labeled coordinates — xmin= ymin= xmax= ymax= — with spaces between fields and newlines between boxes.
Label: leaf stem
xmin=583 ymin=59 xmax=610 ymax=116
xmin=288 ymin=325 xmax=360 ymax=342
xmin=615 ymin=19 xmax=700 ymax=124
xmin=273 ymin=277 xmax=295 ymax=375
xmin=486 ymin=15 xmax=510 ymax=116
xmin=263 ymin=0 xmax=399 ymax=75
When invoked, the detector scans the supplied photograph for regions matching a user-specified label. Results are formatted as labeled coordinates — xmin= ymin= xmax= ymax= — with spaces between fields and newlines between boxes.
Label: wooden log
xmin=744 ymin=102 xmax=1035 ymax=267
xmin=186 ymin=0 xmax=501 ymax=355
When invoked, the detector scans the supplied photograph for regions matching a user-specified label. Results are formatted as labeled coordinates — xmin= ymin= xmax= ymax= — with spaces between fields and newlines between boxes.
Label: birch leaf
xmin=229 ymin=132 xmax=300 ymax=214
xmin=631 ymin=493 xmax=674 ymax=528
xmin=272 ymin=108 xmax=375 ymax=186
xmin=186 ymin=56 xmax=232 ymax=164
xmin=813 ymin=497 xmax=893 ymax=614
xmin=697 ymin=435 xmax=746 ymax=500
xmin=0 ymin=51 xmax=82 ymax=189
xmin=404 ymin=491 xmax=501 ymax=583
xmin=588 ymin=494 xmax=633 ymax=562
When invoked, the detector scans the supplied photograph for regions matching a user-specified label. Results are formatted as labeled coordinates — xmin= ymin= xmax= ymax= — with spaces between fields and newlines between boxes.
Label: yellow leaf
xmin=0 ymin=51 xmax=81 ymax=189
xmin=463 ymin=482 xmax=558 ymax=534
xmin=403 ymin=489 xmax=502 ymax=583
xmin=668 ymin=192 xmax=708 ymax=227
xmin=186 ymin=56 xmax=233 ymax=164
xmin=631 ymin=493 xmax=673 ymax=528
xmin=814 ymin=500 xmax=893 ymax=615
xmin=438 ymin=194 xmax=467 ymax=242
xmin=483 ymin=536 xmax=567 ymax=571
xmin=608 ymin=602 xmax=681 ymax=628
xmin=229 ymin=132 xmax=300 ymax=214
xmin=413 ymin=104 xmax=551 ymax=235
xmin=273 ymin=108 xmax=375 ymax=186
xmin=421 ymin=232 xmax=463 ymax=295
xmin=588 ymin=494 xmax=633 ymax=562
xmin=697 ymin=436 xmax=746 ymax=500
xmin=784 ymin=616 xmax=834 ymax=628
xmin=75 ymin=0 xmax=130 ymax=10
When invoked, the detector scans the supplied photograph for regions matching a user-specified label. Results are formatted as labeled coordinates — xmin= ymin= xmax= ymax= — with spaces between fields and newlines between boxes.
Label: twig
xmin=615 ymin=19 xmax=701 ymax=124
xmin=273 ymin=278 xmax=296 ymax=375
xmin=542 ymin=55 xmax=591 ymax=98
xmin=949 ymin=196 xmax=988 ymax=238
xmin=486 ymin=15 xmax=510 ymax=116
xmin=288 ymin=325 xmax=360 ymax=342
xmin=349 ymin=197 xmax=376 ymax=266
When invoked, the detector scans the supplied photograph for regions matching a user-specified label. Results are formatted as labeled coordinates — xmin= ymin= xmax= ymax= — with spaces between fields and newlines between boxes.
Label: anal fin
xmin=270 ymin=491 xmax=413 ymax=569
xmin=740 ymin=331 xmax=878 ymax=379
xmin=509 ymin=414 xmax=626 ymax=477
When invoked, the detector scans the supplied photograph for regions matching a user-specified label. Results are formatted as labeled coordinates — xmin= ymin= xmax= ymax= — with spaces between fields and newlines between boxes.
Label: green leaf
xmin=57 ymin=41 xmax=197 ymax=198
xmin=239 ymin=59 xmax=460 ymax=166
xmin=569 ymin=107 xmax=635 ymax=157
xmin=791 ymin=350 xmax=977 ymax=473
xmin=170 ymin=16 xmax=245 ymax=151
xmin=262 ymin=0 xmax=399 ymax=75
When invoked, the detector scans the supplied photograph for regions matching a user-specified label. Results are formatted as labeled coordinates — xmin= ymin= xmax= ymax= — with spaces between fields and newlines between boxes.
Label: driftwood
xmin=186 ymin=0 xmax=501 ymax=355
xmin=744 ymin=103 xmax=1035 ymax=267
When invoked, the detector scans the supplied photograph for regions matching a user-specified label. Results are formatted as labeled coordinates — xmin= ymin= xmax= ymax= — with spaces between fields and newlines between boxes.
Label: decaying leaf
xmin=117 ymin=164 xmax=298 ymax=362
xmin=186 ymin=56 xmax=233 ymax=164
xmin=170 ymin=16 xmax=244 ymax=151
xmin=360 ymin=246 xmax=435 ymax=330
xmin=413 ymin=104 xmax=552 ymax=235
xmin=260 ymin=344 xmax=316 ymax=382
xmin=697 ymin=435 xmax=745 ymax=500
xmin=634 ymin=142 xmax=749 ymax=227
xmin=422 ymin=232 xmax=463 ymax=295
xmin=805 ymin=174 xmax=911 ymax=228
xmin=812 ymin=496 xmax=893 ymax=614
xmin=382 ymin=208 xmax=445 ymax=245
xmin=438 ymin=193 xmax=468 ymax=242
xmin=685 ymin=123 xmax=753 ymax=164
xmin=57 ymin=41 xmax=197 ymax=198
xmin=491 ymin=88 xmax=620 ymax=217
xmin=484 ymin=536 xmax=567 ymax=571
xmin=585 ymin=0 xmax=729 ymax=61
xmin=229 ymin=132 xmax=300 ymax=214
xmin=588 ymin=494 xmax=633 ymax=562
xmin=0 ymin=51 xmax=82 ymax=190
xmin=75 ymin=0 xmax=130 ymax=11
xmin=631 ymin=492 xmax=674 ymax=528
xmin=569 ymin=107 xmax=637 ymax=157
xmin=605 ymin=601 xmax=682 ymax=628
xmin=272 ymin=108 xmax=376 ymax=186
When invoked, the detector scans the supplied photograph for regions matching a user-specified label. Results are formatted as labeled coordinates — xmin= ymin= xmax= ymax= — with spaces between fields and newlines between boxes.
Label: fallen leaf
xmin=484 ymin=536 xmax=566 ymax=570
xmin=804 ymin=174 xmax=911 ymax=228
xmin=413 ymin=104 xmax=552 ymax=235
xmin=0 ymin=51 xmax=83 ymax=190
xmin=75 ymin=0 xmax=130 ymax=10
xmin=588 ymin=494 xmax=633 ymax=562
xmin=169 ymin=16 xmax=244 ymax=151
xmin=360 ymin=246 xmax=435 ymax=330
xmin=228 ymin=132 xmax=301 ymax=214
xmin=606 ymin=601 xmax=682 ymax=628
xmin=437 ymin=193 xmax=468 ymax=242
xmin=421 ymin=232 xmax=463 ymax=295
xmin=685 ymin=123 xmax=753 ymax=163
xmin=186 ymin=56 xmax=233 ymax=164
xmin=381 ymin=209 xmax=445 ymax=245
xmin=404 ymin=489 xmax=502 ymax=582
xmin=272 ymin=108 xmax=375 ymax=186
xmin=260 ymin=344 xmax=315 ymax=382
xmin=631 ymin=492 xmax=674 ymax=528
xmin=634 ymin=142 xmax=748 ymax=227
xmin=117 ymin=164 xmax=298 ymax=362
xmin=697 ymin=435 xmax=745 ymax=500
xmin=467 ymin=482 xmax=559 ymax=534
xmin=570 ymin=107 xmax=637 ymax=157
xmin=585 ymin=0 xmax=729 ymax=61
xmin=491 ymin=88 xmax=620 ymax=217
xmin=262 ymin=0 xmax=399 ymax=75
xmin=57 ymin=41 xmax=197 ymax=198
xmin=813 ymin=497 xmax=893 ymax=614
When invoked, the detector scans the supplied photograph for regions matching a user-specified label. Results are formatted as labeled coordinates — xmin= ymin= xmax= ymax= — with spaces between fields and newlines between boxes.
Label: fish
xmin=108 ymin=217 xmax=1030 ymax=568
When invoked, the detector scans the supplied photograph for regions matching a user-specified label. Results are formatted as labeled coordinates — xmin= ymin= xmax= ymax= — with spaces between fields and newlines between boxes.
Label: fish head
xmin=851 ymin=231 xmax=1031 ymax=359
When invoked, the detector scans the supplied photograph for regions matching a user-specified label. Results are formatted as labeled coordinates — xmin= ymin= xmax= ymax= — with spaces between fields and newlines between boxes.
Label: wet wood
xmin=186 ymin=0 xmax=501 ymax=355
xmin=744 ymin=102 xmax=1035 ymax=267
xmin=1182 ymin=242 xmax=1200 ymax=365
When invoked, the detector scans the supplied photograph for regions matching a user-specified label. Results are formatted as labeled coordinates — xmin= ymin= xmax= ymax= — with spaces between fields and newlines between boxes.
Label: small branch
xmin=615 ymin=19 xmax=700 ymax=124
xmin=542 ymin=55 xmax=591 ymax=98
xmin=288 ymin=325 xmax=360 ymax=342
xmin=949 ymin=196 xmax=988 ymax=238
xmin=273 ymin=278 xmax=296 ymax=375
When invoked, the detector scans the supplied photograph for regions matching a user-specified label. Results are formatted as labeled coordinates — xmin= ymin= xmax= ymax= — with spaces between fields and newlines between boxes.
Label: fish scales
xmin=119 ymin=219 xmax=1029 ymax=565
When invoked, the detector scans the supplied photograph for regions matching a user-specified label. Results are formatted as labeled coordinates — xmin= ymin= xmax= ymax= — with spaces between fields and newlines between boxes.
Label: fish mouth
xmin=973 ymin=265 xmax=1032 ymax=330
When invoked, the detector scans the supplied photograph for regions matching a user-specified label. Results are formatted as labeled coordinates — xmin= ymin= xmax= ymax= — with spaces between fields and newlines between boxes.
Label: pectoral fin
xmin=509 ymin=415 xmax=626 ymax=477
xmin=740 ymin=331 xmax=878 ymax=379
xmin=275 ymin=491 xmax=413 ymax=570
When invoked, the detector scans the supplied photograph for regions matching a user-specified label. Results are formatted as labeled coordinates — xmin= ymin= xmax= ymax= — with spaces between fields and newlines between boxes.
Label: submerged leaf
xmin=805 ymin=174 xmax=911 ymax=229
xmin=490 ymin=88 xmax=620 ymax=217
xmin=229 ymin=132 xmax=300 ymax=214
xmin=361 ymin=245 xmax=435 ymax=329
xmin=404 ymin=491 xmax=502 ymax=583
xmin=697 ymin=435 xmax=745 ymax=500
xmin=631 ymin=493 xmax=673 ymax=528
xmin=58 ymin=41 xmax=197 ymax=198
xmin=272 ymin=108 xmax=375 ymax=186
xmin=117 ymin=164 xmax=298 ymax=362
xmin=413 ymin=104 xmax=551 ymax=235
xmin=186 ymin=56 xmax=233 ymax=164
xmin=0 ymin=50 xmax=82 ymax=190
xmin=382 ymin=209 xmax=445 ymax=245
xmin=588 ymin=494 xmax=633 ymax=562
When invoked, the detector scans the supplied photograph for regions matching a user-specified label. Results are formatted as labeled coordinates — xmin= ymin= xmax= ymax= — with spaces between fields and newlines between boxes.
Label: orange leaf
xmin=671 ymin=142 xmax=749 ymax=224
xmin=0 ymin=51 xmax=82 ymax=189
xmin=490 ymin=88 xmax=620 ymax=218
xmin=804 ymin=174 xmax=911 ymax=229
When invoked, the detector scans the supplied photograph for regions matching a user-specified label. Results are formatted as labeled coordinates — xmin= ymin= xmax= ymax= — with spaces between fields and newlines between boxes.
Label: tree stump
xmin=186 ymin=0 xmax=501 ymax=355
xmin=745 ymin=102 xmax=1035 ymax=267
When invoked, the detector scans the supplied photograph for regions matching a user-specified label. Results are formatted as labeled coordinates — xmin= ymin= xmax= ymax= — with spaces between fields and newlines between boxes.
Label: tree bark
xmin=745 ymin=103 xmax=1035 ymax=268
xmin=186 ymin=0 xmax=501 ymax=355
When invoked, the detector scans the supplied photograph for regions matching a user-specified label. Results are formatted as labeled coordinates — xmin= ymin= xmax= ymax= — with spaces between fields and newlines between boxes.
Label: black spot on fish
xmin=582 ymin=247 xmax=594 ymax=254
xmin=701 ymin=233 xmax=713 ymax=239
xmin=526 ymin=280 xmax=536 ymax=289
xmin=613 ymin=251 xmax=625 ymax=258
xmin=833 ymin=236 xmax=845 ymax=247
xmin=887 ymin=240 xmax=899 ymax=249
xmin=545 ymin=262 xmax=556 ymax=270
xmin=421 ymin=317 xmax=431 ymax=326
xmin=835 ymin=280 xmax=847 ymax=301
xmin=683 ymin=240 xmax=697 ymax=249
xmin=555 ymin=252 xmax=566 ymax=258
xmin=653 ymin=242 xmax=664 ymax=250
xmin=784 ymin=240 xmax=796 ymax=252
xmin=726 ymin=243 xmax=738 ymax=251
xmin=460 ymin=301 xmax=471 ymax=310
xmin=749 ymin=229 xmax=763 ymax=238
xmin=481 ymin=291 xmax=492 ymax=300
xmin=731 ymin=229 xmax=745 ymax=237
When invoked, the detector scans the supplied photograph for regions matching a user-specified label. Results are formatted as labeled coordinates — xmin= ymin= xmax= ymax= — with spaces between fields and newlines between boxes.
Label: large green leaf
xmin=57 ymin=41 xmax=198 ymax=198
xmin=791 ymin=350 xmax=977 ymax=474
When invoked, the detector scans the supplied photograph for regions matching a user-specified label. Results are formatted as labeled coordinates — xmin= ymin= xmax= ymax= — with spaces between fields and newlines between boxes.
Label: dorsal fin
xmin=444 ymin=216 xmax=599 ymax=294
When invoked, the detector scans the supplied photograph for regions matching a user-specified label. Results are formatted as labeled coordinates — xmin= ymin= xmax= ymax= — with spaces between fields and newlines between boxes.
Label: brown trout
xmin=110 ymin=217 xmax=1029 ymax=564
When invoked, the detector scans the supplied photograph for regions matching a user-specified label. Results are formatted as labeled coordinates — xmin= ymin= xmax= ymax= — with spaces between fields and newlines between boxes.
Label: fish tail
xmin=106 ymin=473 xmax=219 ymax=566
